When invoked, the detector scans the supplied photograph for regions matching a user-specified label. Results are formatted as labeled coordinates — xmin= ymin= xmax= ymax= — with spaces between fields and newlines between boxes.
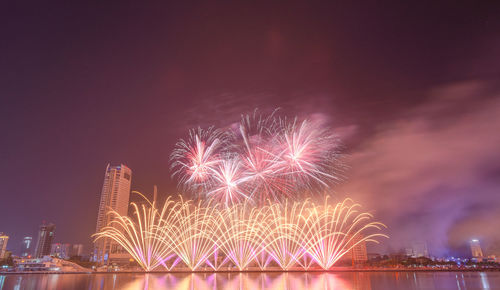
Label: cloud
xmin=342 ymin=80 xmax=500 ymax=256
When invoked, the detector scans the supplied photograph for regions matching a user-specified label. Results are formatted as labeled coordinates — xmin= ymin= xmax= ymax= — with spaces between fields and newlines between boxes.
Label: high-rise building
xmin=470 ymin=239 xmax=483 ymax=259
xmin=0 ymin=233 xmax=9 ymax=259
xmin=70 ymin=244 xmax=84 ymax=257
xmin=351 ymin=235 xmax=368 ymax=264
xmin=94 ymin=163 xmax=132 ymax=264
xmin=20 ymin=236 xmax=33 ymax=257
xmin=34 ymin=223 xmax=56 ymax=258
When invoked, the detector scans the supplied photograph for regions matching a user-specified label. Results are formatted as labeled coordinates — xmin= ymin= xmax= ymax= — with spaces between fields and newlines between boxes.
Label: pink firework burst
xmin=206 ymin=157 xmax=249 ymax=206
xmin=171 ymin=111 xmax=342 ymax=206
xmin=170 ymin=127 xmax=230 ymax=192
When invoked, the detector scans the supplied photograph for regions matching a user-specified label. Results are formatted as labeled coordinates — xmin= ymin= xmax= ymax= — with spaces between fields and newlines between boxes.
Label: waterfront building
xmin=14 ymin=256 xmax=89 ymax=272
xmin=0 ymin=233 xmax=9 ymax=259
xmin=338 ymin=234 xmax=369 ymax=265
xmin=15 ymin=257 xmax=60 ymax=271
xmin=94 ymin=163 xmax=132 ymax=264
xmin=351 ymin=235 xmax=368 ymax=264
xmin=51 ymin=243 xmax=71 ymax=259
xmin=34 ymin=223 xmax=56 ymax=258
xmin=20 ymin=236 xmax=33 ymax=257
xmin=470 ymin=239 xmax=483 ymax=259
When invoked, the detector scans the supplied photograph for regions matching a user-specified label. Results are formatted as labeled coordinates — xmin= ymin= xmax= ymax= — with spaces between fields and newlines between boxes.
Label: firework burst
xmin=170 ymin=127 xmax=231 ymax=193
xmin=279 ymin=119 xmax=341 ymax=188
xmin=171 ymin=111 xmax=342 ymax=205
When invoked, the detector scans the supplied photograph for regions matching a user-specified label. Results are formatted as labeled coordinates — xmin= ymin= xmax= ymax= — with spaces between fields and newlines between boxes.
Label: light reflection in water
xmin=480 ymin=272 xmax=490 ymax=289
xmin=118 ymin=272 xmax=354 ymax=290
xmin=0 ymin=272 xmax=498 ymax=290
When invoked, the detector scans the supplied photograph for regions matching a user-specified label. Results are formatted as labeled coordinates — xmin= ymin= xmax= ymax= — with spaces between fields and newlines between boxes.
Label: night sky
xmin=1 ymin=1 xmax=500 ymax=256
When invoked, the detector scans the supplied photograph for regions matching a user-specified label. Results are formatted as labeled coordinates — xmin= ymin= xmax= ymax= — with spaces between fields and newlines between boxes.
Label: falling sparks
xmin=94 ymin=193 xmax=387 ymax=272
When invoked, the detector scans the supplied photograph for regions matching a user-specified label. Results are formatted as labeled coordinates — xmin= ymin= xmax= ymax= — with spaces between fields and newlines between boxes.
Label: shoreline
xmin=2 ymin=268 xmax=500 ymax=275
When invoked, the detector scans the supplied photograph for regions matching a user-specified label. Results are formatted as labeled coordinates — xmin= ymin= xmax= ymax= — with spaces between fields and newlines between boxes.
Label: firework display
xmin=171 ymin=112 xmax=342 ymax=205
xmin=94 ymin=194 xmax=387 ymax=271
xmin=95 ymin=111 xmax=387 ymax=272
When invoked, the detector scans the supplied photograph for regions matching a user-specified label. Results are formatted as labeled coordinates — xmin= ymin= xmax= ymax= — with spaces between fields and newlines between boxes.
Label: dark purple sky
xmin=1 ymin=1 xmax=499 ymax=256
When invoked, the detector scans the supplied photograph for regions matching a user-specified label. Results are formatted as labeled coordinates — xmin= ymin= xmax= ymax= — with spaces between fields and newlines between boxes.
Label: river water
xmin=0 ymin=271 xmax=498 ymax=289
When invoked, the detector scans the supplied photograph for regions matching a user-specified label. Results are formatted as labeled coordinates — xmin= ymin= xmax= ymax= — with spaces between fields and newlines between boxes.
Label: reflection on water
xmin=0 ymin=271 xmax=498 ymax=290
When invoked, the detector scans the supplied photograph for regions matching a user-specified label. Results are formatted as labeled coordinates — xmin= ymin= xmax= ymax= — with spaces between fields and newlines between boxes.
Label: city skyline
xmin=1 ymin=161 xmax=497 ymax=260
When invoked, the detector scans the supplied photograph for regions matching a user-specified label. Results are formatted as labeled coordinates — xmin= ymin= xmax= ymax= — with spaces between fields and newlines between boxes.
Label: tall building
xmin=0 ymin=233 xmax=9 ymax=259
xmin=470 ymin=239 xmax=483 ymax=259
xmin=351 ymin=235 xmax=368 ymax=264
xmin=51 ymin=243 xmax=71 ymax=259
xmin=94 ymin=163 xmax=132 ymax=264
xmin=34 ymin=223 xmax=56 ymax=258
xmin=20 ymin=236 xmax=33 ymax=257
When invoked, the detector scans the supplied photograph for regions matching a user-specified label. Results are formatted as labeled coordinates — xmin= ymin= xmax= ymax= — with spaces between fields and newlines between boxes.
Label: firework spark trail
xmin=171 ymin=112 xmax=342 ymax=205
xmin=214 ymin=201 xmax=268 ymax=270
xmin=262 ymin=199 xmax=311 ymax=270
xmin=303 ymin=198 xmax=387 ymax=269
xmin=94 ymin=193 xmax=387 ymax=271
xmin=159 ymin=197 xmax=220 ymax=270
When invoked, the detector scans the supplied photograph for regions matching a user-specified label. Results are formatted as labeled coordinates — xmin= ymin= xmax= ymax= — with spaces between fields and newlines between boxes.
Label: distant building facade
xmin=0 ymin=233 xmax=9 ymax=259
xmin=406 ymin=241 xmax=429 ymax=258
xmin=51 ymin=243 xmax=71 ymax=259
xmin=338 ymin=234 xmax=369 ymax=265
xmin=20 ymin=236 xmax=33 ymax=257
xmin=34 ymin=223 xmax=56 ymax=258
xmin=94 ymin=163 xmax=132 ymax=264
xmin=70 ymin=244 xmax=84 ymax=257
xmin=351 ymin=235 xmax=368 ymax=264
xmin=470 ymin=239 xmax=483 ymax=259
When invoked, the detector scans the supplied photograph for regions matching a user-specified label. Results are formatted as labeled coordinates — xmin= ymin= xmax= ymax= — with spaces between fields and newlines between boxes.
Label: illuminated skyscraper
xmin=34 ymin=223 xmax=56 ymax=258
xmin=94 ymin=163 xmax=132 ymax=264
xmin=0 ymin=233 xmax=9 ymax=259
xmin=470 ymin=239 xmax=483 ymax=258
xmin=20 ymin=236 xmax=32 ymax=257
